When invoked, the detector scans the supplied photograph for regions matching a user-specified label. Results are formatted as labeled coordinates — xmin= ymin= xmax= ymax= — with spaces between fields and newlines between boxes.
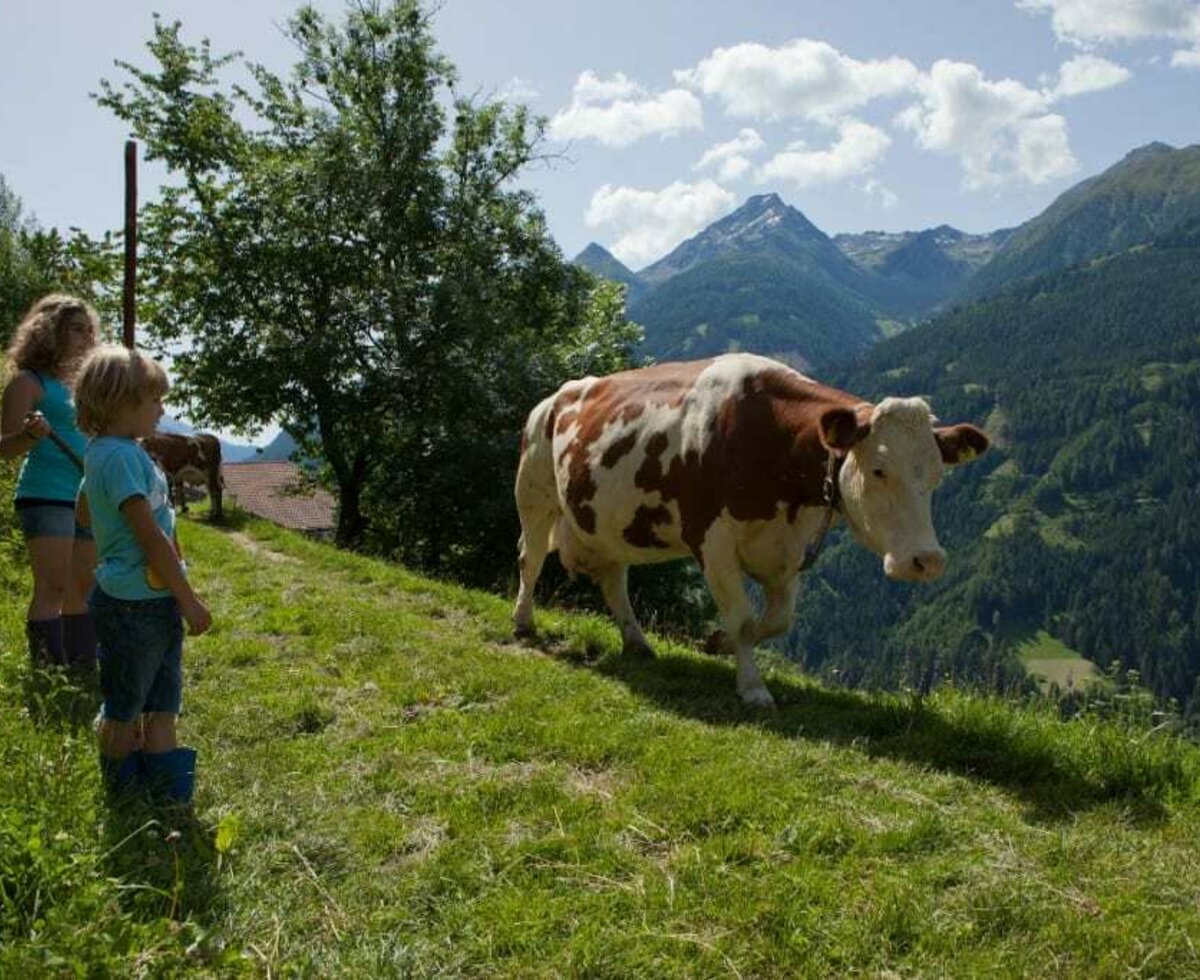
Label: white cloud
xmin=897 ymin=60 xmax=1077 ymax=188
xmin=863 ymin=178 xmax=900 ymax=209
xmin=1013 ymin=114 xmax=1077 ymax=182
xmin=675 ymin=39 xmax=919 ymax=123
xmin=572 ymin=70 xmax=642 ymax=104
xmin=549 ymin=71 xmax=703 ymax=146
xmin=758 ymin=119 xmax=892 ymax=188
xmin=1050 ymin=54 xmax=1133 ymax=96
xmin=498 ymin=76 xmax=540 ymax=102
xmin=693 ymin=128 xmax=766 ymax=181
xmin=584 ymin=180 xmax=738 ymax=267
xmin=1017 ymin=0 xmax=1199 ymax=44
xmin=1017 ymin=0 xmax=1200 ymax=67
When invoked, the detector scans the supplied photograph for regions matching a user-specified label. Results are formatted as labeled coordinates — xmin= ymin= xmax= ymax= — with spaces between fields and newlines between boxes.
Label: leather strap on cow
xmin=799 ymin=451 xmax=844 ymax=572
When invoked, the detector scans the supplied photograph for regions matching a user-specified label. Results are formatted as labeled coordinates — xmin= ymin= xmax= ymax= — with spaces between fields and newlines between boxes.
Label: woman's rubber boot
xmin=26 ymin=617 xmax=65 ymax=669
xmin=100 ymin=751 xmax=144 ymax=798
xmin=62 ymin=612 xmax=98 ymax=676
xmin=142 ymin=747 xmax=197 ymax=806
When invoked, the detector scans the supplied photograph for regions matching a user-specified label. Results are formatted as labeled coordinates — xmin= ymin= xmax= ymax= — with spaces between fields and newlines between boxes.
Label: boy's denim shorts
xmin=89 ymin=587 xmax=184 ymax=722
xmin=15 ymin=500 xmax=93 ymax=541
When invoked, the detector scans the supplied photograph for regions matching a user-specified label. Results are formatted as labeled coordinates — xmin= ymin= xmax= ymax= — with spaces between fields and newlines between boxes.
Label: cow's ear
xmin=819 ymin=407 xmax=870 ymax=452
xmin=935 ymin=424 xmax=990 ymax=465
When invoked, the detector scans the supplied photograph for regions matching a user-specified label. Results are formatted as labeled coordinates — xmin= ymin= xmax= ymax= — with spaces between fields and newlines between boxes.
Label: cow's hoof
xmin=740 ymin=686 xmax=776 ymax=709
xmin=704 ymin=629 xmax=731 ymax=657
xmin=622 ymin=638 xmax=655 ymax=659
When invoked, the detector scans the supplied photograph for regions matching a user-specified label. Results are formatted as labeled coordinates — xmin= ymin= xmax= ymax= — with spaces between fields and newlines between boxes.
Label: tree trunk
xmin=335 ymin=474 xmax=367 ymax=549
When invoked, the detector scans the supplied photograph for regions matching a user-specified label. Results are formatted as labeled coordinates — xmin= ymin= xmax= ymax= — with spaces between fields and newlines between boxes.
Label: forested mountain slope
xmin=964 ymin=142 xmax=1200 ymax=300
xmin=790 ymin=238 xmax=1200 ymax=715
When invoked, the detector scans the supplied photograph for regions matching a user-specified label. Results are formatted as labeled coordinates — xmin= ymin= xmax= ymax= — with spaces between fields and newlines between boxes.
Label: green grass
xmin=875 ymin=318 xmax=910 ymax=340
xmin=1019 ymin=631 xmax=1088 ymax=662
xmin=1019 ymin=631 xmax=1102 ymax=693
xmin=3 ymin=512 xmax=1200 ymax=975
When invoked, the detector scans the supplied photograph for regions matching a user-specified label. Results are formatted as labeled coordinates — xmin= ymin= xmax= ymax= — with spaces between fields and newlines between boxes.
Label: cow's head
xmin=818 ymin=397 xmax=989 ymax=583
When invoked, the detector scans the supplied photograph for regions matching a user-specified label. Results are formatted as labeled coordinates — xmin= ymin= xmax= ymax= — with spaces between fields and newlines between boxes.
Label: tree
xmin=97 ymin=2 xmax=640 ymax=571
xmin=1 ymin=175 xmax=122 ymax=348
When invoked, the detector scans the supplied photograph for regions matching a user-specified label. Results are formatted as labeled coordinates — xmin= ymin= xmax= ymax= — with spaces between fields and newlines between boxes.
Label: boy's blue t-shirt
xmin=84 ymin=436 xmax=180 ymax=600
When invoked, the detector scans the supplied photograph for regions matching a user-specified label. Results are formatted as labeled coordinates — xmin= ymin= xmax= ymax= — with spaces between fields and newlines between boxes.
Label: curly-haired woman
xmin=1 ymin=294 xmax=99 ymax=670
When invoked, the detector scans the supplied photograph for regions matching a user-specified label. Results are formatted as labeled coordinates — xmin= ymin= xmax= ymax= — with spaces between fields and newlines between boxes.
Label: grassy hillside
xmin=3 ymin=511 xmax=1200 ymax=974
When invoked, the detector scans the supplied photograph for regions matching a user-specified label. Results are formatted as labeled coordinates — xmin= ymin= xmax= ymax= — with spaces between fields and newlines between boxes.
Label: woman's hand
xmin=1 ymin=373 xmax=46 ymax=460
xmin=23 ymin=412 xmax=50 ymax=441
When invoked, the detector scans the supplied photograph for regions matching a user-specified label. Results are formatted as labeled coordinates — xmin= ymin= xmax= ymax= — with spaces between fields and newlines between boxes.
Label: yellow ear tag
xmin=958 ymin=447 xmax=977 ymax=462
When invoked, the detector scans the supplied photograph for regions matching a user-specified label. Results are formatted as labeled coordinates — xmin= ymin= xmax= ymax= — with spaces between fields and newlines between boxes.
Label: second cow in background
xmin=142 ymin=432 xmax=224 ymax=522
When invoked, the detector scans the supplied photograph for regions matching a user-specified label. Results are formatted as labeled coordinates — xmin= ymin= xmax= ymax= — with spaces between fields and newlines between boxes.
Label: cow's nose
xmin=911 ymin=549 xmax=946 ymax=580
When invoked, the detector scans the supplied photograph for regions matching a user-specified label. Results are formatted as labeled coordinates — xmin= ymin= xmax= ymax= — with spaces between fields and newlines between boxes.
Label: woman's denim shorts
xmin=90 ymin=587 xmax=184 ymax=722
xmin=15 ymin=499 xmax=93 ymax=541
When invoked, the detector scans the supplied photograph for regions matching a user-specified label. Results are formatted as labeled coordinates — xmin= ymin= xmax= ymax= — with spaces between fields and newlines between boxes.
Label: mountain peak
xmin=574 ymin=242 xmax=617 ymax=263
xmin=718 ymin=192 xmax=825 ymax=242
xmin=743 ymin=192 xmax=785 ymax=211
xmin=636 ymin=192 xmax=835 ymax=285
xmin=965 ymin=141 xmax=1200 ymax=301
xmin=1123 ymin=141 xmax=1175 ymax=164
xmin=572 ymin=242 xmax=645 ymax=300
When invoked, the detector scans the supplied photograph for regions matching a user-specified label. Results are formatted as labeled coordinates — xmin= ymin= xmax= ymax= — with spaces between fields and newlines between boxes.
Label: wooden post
xmin=122 ymin=140 xmax=138 ymax=349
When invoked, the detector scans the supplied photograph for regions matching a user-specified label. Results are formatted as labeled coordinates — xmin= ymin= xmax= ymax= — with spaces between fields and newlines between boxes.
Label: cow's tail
xmin=516 ymin=393 xmax=561 ymax=553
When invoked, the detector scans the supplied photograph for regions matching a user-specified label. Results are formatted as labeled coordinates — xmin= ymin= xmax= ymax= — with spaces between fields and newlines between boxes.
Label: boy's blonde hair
xmin=74 ymin=345 xmax=170 ymax=437
xmin=5 ymin=293 xmax=100 ymax=378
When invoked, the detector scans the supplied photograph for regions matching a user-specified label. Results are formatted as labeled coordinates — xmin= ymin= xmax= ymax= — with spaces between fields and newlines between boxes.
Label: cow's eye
xmin=872 ymin=468 xmax=887 ymax=480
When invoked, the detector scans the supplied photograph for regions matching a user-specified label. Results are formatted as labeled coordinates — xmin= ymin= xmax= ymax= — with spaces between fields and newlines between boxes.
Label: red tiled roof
xmin=222 ymin=462 xmax=336 ymax=532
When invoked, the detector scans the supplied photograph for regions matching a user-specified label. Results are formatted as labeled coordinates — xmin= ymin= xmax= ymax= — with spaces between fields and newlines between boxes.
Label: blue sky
xmin=3 ymin=0 xmax=1199 ymax=272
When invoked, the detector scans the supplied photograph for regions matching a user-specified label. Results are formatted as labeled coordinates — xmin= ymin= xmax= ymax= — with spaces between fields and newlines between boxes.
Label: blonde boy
xmin=75 ymin=346 xmax=211 ymax=802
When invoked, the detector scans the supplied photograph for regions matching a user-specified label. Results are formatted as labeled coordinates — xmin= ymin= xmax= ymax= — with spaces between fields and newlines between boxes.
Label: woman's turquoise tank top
xmin=14 ymin=371 xmax=87 ymax=503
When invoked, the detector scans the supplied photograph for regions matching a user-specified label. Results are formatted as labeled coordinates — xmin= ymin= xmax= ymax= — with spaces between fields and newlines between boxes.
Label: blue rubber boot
xmin=100 ymin=751 xmax=144 ymax=797
xmin=142 ymin=747 xmax=197 ymax=806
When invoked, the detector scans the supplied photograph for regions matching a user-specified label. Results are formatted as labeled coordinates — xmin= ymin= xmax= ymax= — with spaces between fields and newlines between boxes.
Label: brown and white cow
xmin=513 ymin=354 xmax=989 ymax=706
xmin=142 ymin=432 xmax=225 ymax=522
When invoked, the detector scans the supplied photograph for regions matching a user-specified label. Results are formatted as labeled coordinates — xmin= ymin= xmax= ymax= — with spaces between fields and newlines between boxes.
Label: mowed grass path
xmin=4 ymin=514 xmax=1200 ymax=976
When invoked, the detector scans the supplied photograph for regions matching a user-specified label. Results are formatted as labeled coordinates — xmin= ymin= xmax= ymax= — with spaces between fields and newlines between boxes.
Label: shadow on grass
xmin=183 ymin=501 xmax=250 ymax=531
xmin=538 ymin=633 xmax=1186 ymax=825
xmin=100 ymin=794 xmax=225 ymax=930
xmin=18 ymin=663 xmax=227 ymax=932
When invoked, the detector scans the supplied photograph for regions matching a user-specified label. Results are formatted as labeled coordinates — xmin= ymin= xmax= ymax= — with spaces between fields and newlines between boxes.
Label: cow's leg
xmin=597 ymin=564 xmax=653 ymax=658
xmin=704 ymin=576 xmax=797 ymax=656
xmin=699 ymin=529 xmax=774 ymax=707
xmin=513 ymin=505 xmax=556 ymax=639
xmin=755 ymin=575 xmax=800 ymax=642
xmin=209 ymin=477 xmax=223 ymax=522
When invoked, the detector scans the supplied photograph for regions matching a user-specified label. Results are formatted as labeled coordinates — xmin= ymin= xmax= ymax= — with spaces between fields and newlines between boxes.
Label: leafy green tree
xmin=97 ymin=2 xmax=640 ymax=571
xmin=1 ymin=176 xmax=121 ymax=345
